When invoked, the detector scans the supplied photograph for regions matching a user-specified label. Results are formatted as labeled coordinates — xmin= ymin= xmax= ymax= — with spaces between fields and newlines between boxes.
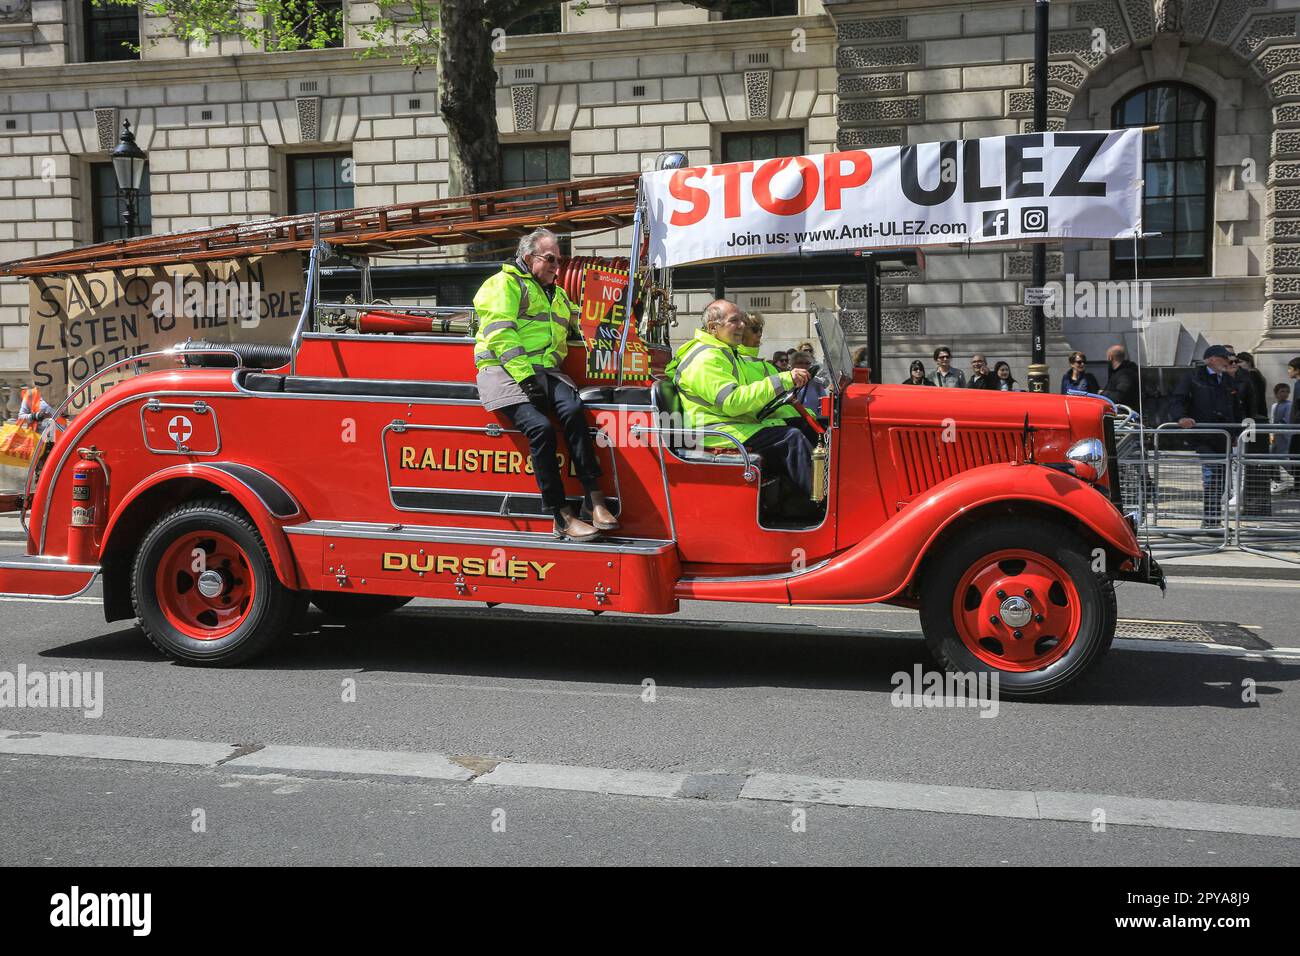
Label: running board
xmin=284 ymin=520 xmax=680 ymax=614
xmin=284 ymin=520 xmax=672 ymax=554
xmin=0 ymin=554 xmax=100 ymax=600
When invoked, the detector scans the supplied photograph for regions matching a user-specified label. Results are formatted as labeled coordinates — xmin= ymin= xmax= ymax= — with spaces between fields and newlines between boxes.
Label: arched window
xmin=1111 ymin=82 xmax=1214 ymax=278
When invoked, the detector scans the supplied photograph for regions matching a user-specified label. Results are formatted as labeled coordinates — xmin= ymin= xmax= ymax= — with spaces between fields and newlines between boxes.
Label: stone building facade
xmin=830 ymin=0 xmax=1300 ymax=387
xmin=0 ymin=0 xmax=1296 ymax=412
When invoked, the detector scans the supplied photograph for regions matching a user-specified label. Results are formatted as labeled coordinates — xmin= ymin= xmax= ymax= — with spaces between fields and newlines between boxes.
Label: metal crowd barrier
xmin=1114 ymin=422 xmax=1300 ymax=564
xmin=1232 ymin=424 xmax=1300 ymax=564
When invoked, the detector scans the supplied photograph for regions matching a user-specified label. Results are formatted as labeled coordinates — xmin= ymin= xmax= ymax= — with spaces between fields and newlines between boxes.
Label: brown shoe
xmin=554 ymin=508 xmax=602 ymax=541
xmin=582 ymin=492 xmax=621 ymax=531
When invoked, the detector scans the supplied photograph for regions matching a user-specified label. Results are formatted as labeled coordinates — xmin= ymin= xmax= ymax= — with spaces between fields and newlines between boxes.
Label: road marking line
xmin=1035 ymin=791 xmax=1300 ymax=840
xmin=743 ymin=773 xmax=1300 ymax=839
xmin=223 ymin=744 xmax=475 ymax=781
xmin=475 ymin=762 xmax=688 ymax=799
xmin=741 ymin=773 xmax=1041 ymax=819
xmin=1110 ymin=638 xmax=1300 ymax=660
xmin=1164 ymin=576 xmax=1300 ymax=588
xmin=364 ymin=678 xmax=699 ymax=703
xmin=4 ymin=728 xmax=1297 ymax=837
xmin=0 ymin=729 xmax=232 ymax=765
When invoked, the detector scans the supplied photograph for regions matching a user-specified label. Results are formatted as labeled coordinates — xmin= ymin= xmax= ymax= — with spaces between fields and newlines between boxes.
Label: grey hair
xmin=702 ymin=301 xmax=730 ymax=331
xmin=517 ymin=228 xmax=558 ymax=259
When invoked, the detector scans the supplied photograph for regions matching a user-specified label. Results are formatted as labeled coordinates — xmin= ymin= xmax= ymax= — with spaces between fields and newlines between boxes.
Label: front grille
xmin=891 ymin=428 xmax=1022 ymax=498
xmin=1102 ymin=414 xmax=1122 ymax=505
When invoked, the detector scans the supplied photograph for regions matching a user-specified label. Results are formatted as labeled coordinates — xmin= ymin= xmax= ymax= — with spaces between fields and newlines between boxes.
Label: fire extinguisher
xmin=67 ymin=449 xmax=105 ymax=565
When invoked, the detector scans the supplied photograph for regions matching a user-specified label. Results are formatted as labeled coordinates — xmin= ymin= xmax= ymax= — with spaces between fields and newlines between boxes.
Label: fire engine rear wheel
xmin=919 ymin=518 xmax=1116 ymax=699
xmin=310 ymin=592 xmax=412 ymax=620
xmin=131 ymin=498 xmax=297 ymax=665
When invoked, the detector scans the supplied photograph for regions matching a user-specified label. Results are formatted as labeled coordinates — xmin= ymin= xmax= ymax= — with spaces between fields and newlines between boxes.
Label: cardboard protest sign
xmin=28 ymin=253 xmax=305 ymax=414
xmin=642 ymin=129 xmax=1144 ymax=267
xmin=577 ymin=265 xmax=652 ymax=385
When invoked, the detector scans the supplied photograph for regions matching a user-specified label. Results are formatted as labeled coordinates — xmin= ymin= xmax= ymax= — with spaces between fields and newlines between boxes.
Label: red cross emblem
xmin=167 ymin=415 xmax=193 ymax=445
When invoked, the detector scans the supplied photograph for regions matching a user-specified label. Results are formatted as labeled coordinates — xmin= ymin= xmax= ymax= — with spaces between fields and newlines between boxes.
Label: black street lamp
xmin=111 ymin=118 xmax=147 ymax=240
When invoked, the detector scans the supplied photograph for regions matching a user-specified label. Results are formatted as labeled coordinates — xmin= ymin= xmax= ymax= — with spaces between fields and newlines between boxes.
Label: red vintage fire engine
xmin=0 ymin=162 xmax=1163 ymax=699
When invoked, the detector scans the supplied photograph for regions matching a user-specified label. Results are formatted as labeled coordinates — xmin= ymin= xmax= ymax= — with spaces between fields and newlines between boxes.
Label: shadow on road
xmin=39 ymin=604 xmax=1296 ymax=709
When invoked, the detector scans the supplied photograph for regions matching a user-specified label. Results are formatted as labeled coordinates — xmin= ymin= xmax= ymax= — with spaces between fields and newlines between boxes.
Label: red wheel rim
xmin=154 ymin=531 xmax=256 ymax=641
xmin=951 ymin=549 xmax=1081 ymax=672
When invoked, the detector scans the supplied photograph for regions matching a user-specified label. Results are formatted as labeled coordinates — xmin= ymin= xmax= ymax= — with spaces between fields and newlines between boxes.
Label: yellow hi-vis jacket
xmin=472 ymin=262 xmax=577 ymax=384
xmin=669 ymin=329 xmax=796 ymax=447
xmin=738 ymin=344 xmax=800 ymax=423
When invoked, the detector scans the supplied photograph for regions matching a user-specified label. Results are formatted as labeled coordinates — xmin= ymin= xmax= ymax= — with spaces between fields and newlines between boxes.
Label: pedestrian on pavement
xmin=903 ymin=359 xmax=934 ymax=385
xmin=1169 ymin=345 xmax=1247 ymax=526
xmin=1287 ymin=357 xmax=1300 ymax=483
xmin=1233 ymin=351 xmax=1272 ymax=515
xmin=968 ymin=354 xmax=996 ymax=389
xmin=1270 ymin=382 xmax=1293 ymax=495
xmin=992 ymin=361 xmax=1019 ymax=391
xmin=771 ymin=350 xmax=790 ymax=372
xmin=1101 ymin=344 xmax=1141 ymax=415
xmin=930 ymin=346 xmax=965 ymax=388
xmin=1061 ymin=352 xmax=1100 ymax=394
xmin=795 ymin=340 xmax=816 ymax=356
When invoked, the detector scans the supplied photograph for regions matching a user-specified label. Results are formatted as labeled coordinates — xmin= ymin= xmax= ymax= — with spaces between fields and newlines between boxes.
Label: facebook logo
xmin=982 ymin=209 xmax=1009 ymax=237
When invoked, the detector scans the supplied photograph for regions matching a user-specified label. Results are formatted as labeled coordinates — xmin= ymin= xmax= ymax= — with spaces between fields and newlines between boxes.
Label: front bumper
xmin=1116 ymin=551 xmax=1166 ymax=592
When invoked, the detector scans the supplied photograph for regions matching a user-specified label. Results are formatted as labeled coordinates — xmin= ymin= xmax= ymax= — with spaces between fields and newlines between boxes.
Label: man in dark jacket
xmin=1168 ymin=345 xmax=1246 ymax=525
xmin=967 ymin=354 xmax=997 ymax=389
xmin=1233 ymin=351 xmax=1271 ymax=516
xmin=1288 ymin=357 xmax=1300 ymax=482
xmin=1101 ymin=344 xmax=1140 ymax=414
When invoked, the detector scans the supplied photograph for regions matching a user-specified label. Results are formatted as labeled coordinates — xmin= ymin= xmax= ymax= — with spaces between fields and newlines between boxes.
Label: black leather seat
xmin=578 ymin=386 xmax=654 ymax=406
xmin=238 ymin=371 xmax=478 ymax=401
xmin=651 ymin=376 xmax=747 ymax=464
xmin=181 ymin=340 xmax=292 ymax=369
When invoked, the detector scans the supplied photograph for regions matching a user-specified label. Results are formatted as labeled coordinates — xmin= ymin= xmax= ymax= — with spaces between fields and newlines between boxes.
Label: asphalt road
xmin=1 ymin=575 xmax=1297 ymax=866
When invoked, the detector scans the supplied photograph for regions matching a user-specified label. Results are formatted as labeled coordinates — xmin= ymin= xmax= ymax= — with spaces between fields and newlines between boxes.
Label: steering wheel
xmin=756 ymin=388 xmax=795 ymax=421
xmin=756 ymin=364 xmax=822 ymax=420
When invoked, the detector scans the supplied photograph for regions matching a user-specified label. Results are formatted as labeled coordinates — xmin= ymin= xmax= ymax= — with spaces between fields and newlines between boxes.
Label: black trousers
xmin=501 ymin=375 xmax=602 ymax=514
xmin=745 ymin=425 xmax=814 ymax=497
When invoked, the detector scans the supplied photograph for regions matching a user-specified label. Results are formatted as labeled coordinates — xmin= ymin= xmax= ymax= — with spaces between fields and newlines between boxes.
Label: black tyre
xmin=919 ymin=517 xmax=1117 ymax=699
xmin=310 ymin=592 xmax=412 ymax=620
xmin=131 ymin=498 xmax=298 ymax=665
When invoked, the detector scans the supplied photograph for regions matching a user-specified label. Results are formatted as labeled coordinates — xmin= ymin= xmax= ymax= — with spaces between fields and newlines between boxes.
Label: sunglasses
xmin=1071 ymin=359 xmax=1086 ymax=365
xmin=530 ymin=253 xmax=560 ymax=265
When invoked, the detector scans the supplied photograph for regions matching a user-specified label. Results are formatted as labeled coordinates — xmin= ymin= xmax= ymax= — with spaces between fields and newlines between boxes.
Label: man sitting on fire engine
xmin=668 ymin=299 xmax=814 ymax=498
xmin=472 ymin=228 xmax=619 ymax=542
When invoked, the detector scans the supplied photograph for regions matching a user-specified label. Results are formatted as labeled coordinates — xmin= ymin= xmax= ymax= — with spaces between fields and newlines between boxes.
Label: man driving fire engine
xmin=472 ymin=228 xmax=619 ymax=542
xmin=669 ymin=299 xmax=815 ymax=497
xmin=738 ymin=311 xmax=819 ymax=444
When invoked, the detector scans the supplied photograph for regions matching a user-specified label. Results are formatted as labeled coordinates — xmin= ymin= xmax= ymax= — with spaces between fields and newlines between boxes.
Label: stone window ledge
xmin=1136 ymin=276 xmax=1265 ymax=289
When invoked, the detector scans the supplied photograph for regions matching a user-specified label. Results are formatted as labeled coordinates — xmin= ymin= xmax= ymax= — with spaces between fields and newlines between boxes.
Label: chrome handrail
xmin=628 ymin=423 xmax=759 ymax=482
xmin=288 ymin=240 xmax=320 ymax=376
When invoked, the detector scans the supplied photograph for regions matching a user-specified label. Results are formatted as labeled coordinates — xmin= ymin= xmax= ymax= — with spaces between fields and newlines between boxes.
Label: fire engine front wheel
xmin=131 ymin=498 xmax=297 ymax=665
xmin=919 ymin=518 xmax=1116 ymax=699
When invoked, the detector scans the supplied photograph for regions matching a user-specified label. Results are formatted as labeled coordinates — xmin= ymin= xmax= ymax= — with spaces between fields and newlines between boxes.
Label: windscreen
xmin=813 ymin=307 xmax=854 ymax=394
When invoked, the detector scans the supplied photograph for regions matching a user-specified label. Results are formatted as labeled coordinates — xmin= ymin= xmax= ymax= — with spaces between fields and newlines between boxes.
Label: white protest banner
xmin=643 ymin=129 xmax=1143 ymax=268
xmin=28 ymin=253 xmax=305 ymax=414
